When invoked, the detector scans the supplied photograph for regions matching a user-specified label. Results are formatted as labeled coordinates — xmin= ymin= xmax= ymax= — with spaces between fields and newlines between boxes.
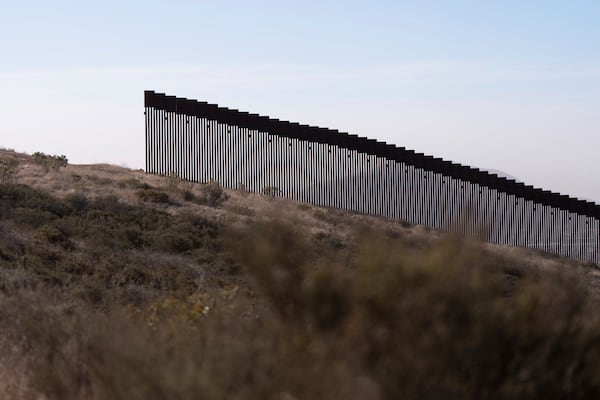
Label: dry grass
xmin=2 ymin=148 xmax=600 ymax=399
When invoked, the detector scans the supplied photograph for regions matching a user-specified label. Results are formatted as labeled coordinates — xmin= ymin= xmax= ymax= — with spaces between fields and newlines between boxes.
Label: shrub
xmin=32 ymin=152 xmax=68 ymax=172
xmin=86 ymin=174 xmax=112 ymax=185
xmin=0 ymin=157 xmax=19 ymax=183
xmin=6 ymin=177 xmax=600 ymax=399
xmin=201 ymin=180 xmax=226 ymax=207
xmin=0 ymin=184 xmax=69 ymax=223
xmin=226 ymin=205 xmax=255 ymax=217
xmin=225 ymin=221 xmax=600 ymax=399
xmin=181 ymin=190 xmax=196 ymax=202
xmin=237 ymin=182 xmax=249 ymax=197
xmin=165 ymin=172 xmax=194 ymax=193
xmin=118 ymin=178 xmax=150 ymax=189
xmin=262 ymin=186 xmax=281 ymax=197
xmin=135 ymin=189 xmax=171 ymax=204
xmin=165 ymin=171 xmax=181 ymax=192
xmin=32 ymin=225 xmax=70 ymax=248
xmin=64 ymin=193 xmax=88 ymax=213
xmin=147 ymin=213 xmax=218 ymax=254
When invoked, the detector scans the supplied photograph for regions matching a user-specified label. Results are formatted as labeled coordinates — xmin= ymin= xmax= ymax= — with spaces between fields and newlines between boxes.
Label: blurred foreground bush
xmin=226 ymin=222 xmax=600 ymax=399
xmin=1 ymin=184 xmax=600 ymax=399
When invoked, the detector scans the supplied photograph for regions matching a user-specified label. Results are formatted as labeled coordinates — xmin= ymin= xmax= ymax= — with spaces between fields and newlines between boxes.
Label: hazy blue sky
xmin=1 ymin=1 xmax=599 ymax=201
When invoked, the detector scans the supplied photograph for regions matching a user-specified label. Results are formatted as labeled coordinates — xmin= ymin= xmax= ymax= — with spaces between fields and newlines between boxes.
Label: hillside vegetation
xmin=2 ymin=148 xmax=600 ymax=400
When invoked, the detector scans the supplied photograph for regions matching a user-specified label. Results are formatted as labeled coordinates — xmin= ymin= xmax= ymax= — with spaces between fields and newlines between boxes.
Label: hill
xmin=2 ymin=148 xmax=600 ymax=399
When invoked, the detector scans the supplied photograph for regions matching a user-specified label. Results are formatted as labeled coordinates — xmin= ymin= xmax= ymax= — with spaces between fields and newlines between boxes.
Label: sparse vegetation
xmin=86 ymin=174 xmax=113 ymax=185
xmin=237 ymin=181 xmax=248 ymax=196
xmin=226 ymin=204 xmax=256 ymax=217
xmin=1 ymin=152 xmax=600 ymax=399
xmin=118 ymin=177 xmax=149 ymax=190
xmin=202 ymin=179 xmax=227 ymax=207
xmin=262 ymin=185 xmax=281 ymax=197
xmin=164 ymin=172 xmax=194 ymax=193
xmin=135 ymin=187 xmax=171 ymax=204
xmin=0 ymin=157 xmax=18 ymax=183
xmin=32 ymin=152 xmax=68 ymax=172
xmin=154 ymin=174 xmax=226 ymax=207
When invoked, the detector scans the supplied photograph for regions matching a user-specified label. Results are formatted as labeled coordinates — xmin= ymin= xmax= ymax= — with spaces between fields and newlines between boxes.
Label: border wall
xmin=145 ymin=90 xmax=600 ymax=264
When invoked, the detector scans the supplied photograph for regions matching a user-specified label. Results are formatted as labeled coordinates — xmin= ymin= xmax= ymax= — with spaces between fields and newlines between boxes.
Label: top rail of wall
xmin=145 ymin=90 xmax=600 ymax=219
